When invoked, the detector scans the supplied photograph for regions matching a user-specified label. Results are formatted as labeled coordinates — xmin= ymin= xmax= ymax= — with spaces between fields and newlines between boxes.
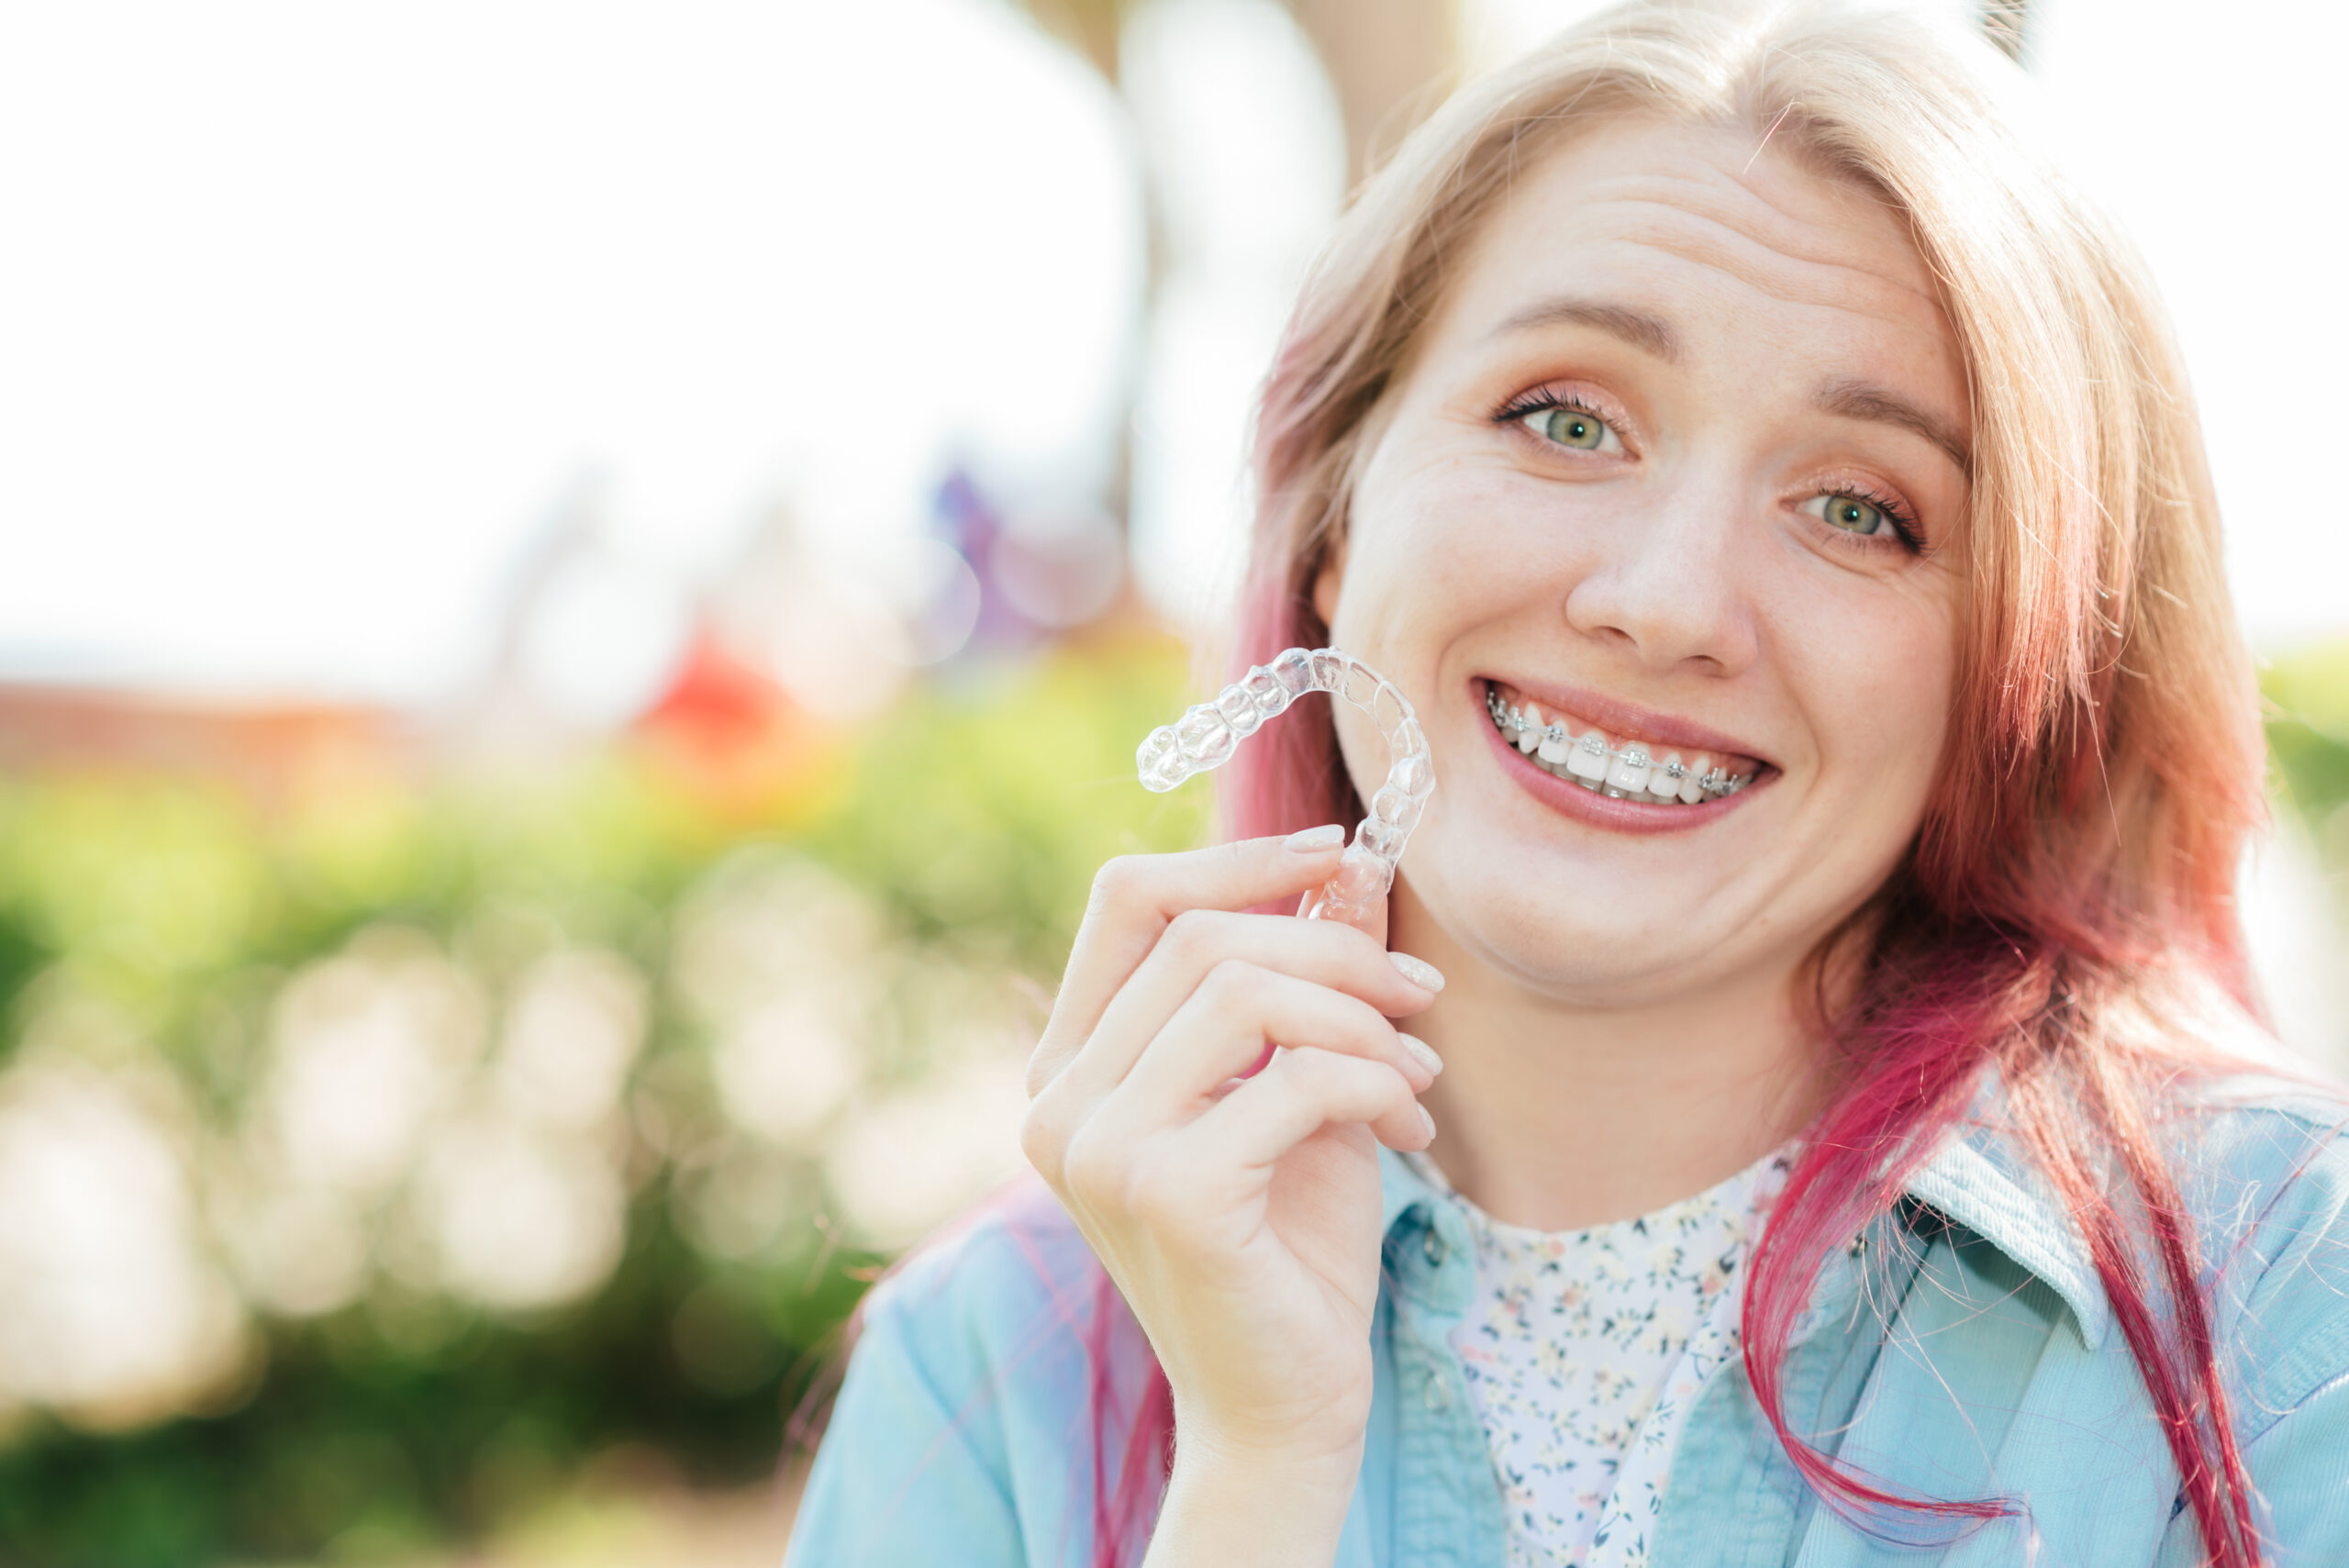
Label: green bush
xmin=0 ymin=638 xmax=1206 ymax=1567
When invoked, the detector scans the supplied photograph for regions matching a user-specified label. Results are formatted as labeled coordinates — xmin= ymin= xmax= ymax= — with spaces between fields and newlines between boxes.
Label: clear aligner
xmin=1137 ymin=647 xmax=1432 ymax=927
xmin=1486 ymin=686 xmax=1753 ymax=801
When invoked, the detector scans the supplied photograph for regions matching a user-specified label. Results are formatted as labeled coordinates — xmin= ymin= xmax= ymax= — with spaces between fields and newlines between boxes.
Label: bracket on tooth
xmin=1485 ymin=690 xmax=1756 ymax=801
xmin=1138 ymin=647 xmax=1433 ymax=929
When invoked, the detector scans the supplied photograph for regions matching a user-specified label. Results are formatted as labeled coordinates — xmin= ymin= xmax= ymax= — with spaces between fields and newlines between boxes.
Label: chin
xmin=1402 ymin=840 xmax=1763 ymax=1000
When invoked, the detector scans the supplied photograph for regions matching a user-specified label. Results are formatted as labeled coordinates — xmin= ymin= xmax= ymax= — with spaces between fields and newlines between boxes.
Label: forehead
xmin=1429 ymin=117 xmax=1965 ymax=410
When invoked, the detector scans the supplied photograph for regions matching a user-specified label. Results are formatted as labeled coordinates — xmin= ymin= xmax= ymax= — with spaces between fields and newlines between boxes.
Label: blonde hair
xmin=1252 ymin=2 xmax=2260 ymax=940
xmin=1192 ymin=3 xmax=2272 ymax=1562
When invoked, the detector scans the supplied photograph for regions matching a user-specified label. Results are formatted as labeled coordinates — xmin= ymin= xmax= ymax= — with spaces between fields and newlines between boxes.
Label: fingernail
xmin=1397 ymin=1033 xmax=1443 ymax=1077
xmin=1415 ymin=1103 xmax=1438 ymax=1141
xmin=1284 ymin=824 xmax=1346 ymax=853
xmin=1389 ymin=952 xmax=1446 ymax=993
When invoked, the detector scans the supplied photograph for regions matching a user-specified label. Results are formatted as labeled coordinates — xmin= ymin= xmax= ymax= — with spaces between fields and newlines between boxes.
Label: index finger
xmin=1034 ymin=828 xmax=1347 ymax=1090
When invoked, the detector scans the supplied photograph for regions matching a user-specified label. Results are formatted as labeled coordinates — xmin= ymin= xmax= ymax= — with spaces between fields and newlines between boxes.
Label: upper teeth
xmin=1486 ymin=688 xmax=1755 ymax=804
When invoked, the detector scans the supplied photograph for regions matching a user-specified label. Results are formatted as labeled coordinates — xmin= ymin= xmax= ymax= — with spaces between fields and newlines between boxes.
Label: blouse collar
xmin=1376 ymin=1069 xmax=2111 ymax=1350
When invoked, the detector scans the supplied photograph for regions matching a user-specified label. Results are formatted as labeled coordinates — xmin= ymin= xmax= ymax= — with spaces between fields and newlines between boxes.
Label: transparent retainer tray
xmin=1138 ymin=647 xmax=1433 ymax=927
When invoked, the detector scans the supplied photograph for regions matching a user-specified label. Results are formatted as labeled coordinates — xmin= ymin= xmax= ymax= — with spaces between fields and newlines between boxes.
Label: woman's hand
xmin=1019 ymin=828 xmax=1443 ymax=1561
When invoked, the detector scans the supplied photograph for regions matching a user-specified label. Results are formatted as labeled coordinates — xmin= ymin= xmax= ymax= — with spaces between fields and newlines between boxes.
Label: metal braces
xmin=1486 ymin=686 xmax=1754 ymax=798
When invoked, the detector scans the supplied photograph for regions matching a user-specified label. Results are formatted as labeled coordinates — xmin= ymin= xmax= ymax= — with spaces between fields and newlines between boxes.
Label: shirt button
xmin=1423 ymin=1229 xmax=1447 ymax=1266
xmin=1424 ymin=1377 xmax=1451 ymax=1413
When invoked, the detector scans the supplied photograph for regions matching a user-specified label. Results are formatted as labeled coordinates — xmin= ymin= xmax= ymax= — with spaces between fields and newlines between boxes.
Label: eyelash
xmin=1490 ymin=385 xmax=1928 ymax=558
xmin=1492 ymin=385 xmax=1613 ymax=430
xmin=1813 ymin=478 xmax=1926 ymax=556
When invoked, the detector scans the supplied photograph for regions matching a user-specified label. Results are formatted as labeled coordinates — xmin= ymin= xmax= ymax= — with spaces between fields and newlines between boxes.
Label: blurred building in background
xmin=0 ymin=2 xmax=2343 ymax=1564
xmin=0 ymin=685 xmax=414 ymax=808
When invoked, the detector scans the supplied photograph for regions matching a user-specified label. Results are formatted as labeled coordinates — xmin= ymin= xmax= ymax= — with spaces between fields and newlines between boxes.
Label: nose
xmin=1560 ymin=477 xmax=1759 ymax=676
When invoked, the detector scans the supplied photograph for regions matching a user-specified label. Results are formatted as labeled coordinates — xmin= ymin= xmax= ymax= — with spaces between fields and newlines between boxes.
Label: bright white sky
xmin=1 ymin=0 xmax=2342 ymax=703
xmin=0 ymin=0 xmax=1139 ymax=701
xmin=2030 ymin=0 xmax=2349 ymax=660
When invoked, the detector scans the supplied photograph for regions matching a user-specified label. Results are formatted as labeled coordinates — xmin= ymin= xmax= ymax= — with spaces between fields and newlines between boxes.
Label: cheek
xmin=1330 ymin=461 xmax=1503 ymax=639
xmin=1342 ymin=453 xmax=1567 ymax=620
xmin=1775 ymin=573 xmax=1958 ymax=792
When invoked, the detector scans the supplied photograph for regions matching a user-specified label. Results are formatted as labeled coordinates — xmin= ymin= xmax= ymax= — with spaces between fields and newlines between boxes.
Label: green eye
xmin=1820 ymin=494 xmax=1885 ymax=534
xmin=1537 ymin=407 xmax=1609 ymax=450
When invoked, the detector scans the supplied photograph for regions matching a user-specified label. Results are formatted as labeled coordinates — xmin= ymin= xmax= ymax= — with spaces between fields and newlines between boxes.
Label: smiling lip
xmin=1478 ymin=676 xmax=1772 ymax=775
xmin=1478 ymin=709 xmax=1771 ymax=831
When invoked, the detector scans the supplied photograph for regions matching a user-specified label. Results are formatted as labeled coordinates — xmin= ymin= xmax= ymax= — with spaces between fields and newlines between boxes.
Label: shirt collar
xmin=1899 ymin=1075 xmax=2108 ymax=1347
xmin=1376 ymin=1069 xmax=2109 ymax=1350
xmin=1378 ymin=1141 xmax=1443 ymax=1238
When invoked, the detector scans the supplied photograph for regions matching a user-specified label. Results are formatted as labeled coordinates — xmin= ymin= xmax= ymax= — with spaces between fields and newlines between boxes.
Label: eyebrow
xmin=1488 ymin=295 xmax=1971 ymax=476
xmin=1487 ymin=296 xmax=1680 ymax=361
xmin=1818 ymin=379 xmax=1972 ymax=477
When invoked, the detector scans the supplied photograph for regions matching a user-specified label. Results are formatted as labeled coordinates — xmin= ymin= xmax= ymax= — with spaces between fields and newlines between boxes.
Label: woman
xmin=788 ymin=3 xmax=2349 ymax=1564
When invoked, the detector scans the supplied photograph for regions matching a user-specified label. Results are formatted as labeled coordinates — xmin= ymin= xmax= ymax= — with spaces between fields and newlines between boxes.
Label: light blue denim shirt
xmin=788 ymin=1078 xmax=2349 ymax=1566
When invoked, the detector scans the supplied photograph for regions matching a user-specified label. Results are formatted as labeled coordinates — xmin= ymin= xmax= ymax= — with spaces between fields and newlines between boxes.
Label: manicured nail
xmin=1388 ymin=952 xmax=1446 ymax=994
xmin=1284 ymin=824 xmax=1346 ymax=853
xmin=1415 ymin=1103 xmax=1438 ymax=1141
xmin=1397 ymin=1033 xmax=1442 ymax=1077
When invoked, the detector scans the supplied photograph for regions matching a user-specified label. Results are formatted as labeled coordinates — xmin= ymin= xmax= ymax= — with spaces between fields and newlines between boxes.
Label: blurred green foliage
xmin=0 ymin=637 xmax=1207 ymax=1568
xmin=2267 ymin=639 xmax=2349 ymax=846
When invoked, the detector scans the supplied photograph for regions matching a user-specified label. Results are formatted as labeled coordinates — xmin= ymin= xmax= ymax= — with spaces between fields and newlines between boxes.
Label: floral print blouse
xmin=1400 ymin=1147 xmax=1793 ymax=1568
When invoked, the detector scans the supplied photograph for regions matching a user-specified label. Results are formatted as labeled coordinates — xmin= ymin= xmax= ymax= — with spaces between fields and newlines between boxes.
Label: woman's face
xmin=1319 ymin=117 xmax=1969 ymax=1005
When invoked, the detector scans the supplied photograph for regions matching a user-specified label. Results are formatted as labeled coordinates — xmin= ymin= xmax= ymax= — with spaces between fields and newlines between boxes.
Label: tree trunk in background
xmin=1286 ymin=0 xmax=1461 ymax=184
xmin=1013 ymin=0 xmax=1464 ymax=186
xmin=1021 ymin=0 xmax=1125 ymax=82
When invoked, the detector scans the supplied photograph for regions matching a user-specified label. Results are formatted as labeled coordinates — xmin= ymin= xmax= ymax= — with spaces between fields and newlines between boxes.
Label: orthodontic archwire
xmin=1138 ymin=647 xmax=1433 ymax=929
xmin=1485 ymin=685 xmax=1751 ymax=800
